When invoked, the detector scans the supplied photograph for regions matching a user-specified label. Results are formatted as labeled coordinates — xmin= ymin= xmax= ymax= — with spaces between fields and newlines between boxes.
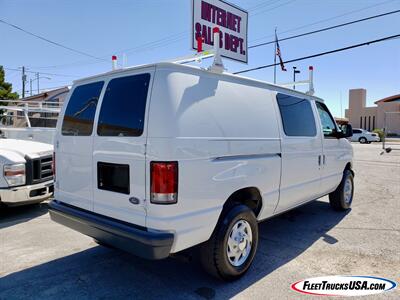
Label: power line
xmin=234 ymin=34 xmax=400 ymax=74
xmin=28 ymin=32 xmax=188 ymax=70
xmin=251 ymin=0 xmax=297 ymax=17
xmin=2 ymin=67 xmax=76 ymax=78
xmin=249 ymin=9 xmax=400 ymax=49
xmin=250 ymin=0 xmax=398 ymax=44
xmin=247 ymin=0 xmax=283 ymax=12
xmin=0 ymin=18 xmax=107 ymax=61
xmin=25 ymin=0 xmax=293 ymax=70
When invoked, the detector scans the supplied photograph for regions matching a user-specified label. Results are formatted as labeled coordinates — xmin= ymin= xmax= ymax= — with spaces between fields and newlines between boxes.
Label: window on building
xmin=276 ymin=94 xmax=316 ymax=137
xmin=373 ymin=116 xmax=375 ymax=130
xmin=62 ymin=81 xmax=104 ymax=136
xmin=316 ymin=102 xmax=337 ymax=138
xmin=97 ymin=73 xmax=150 ymax=137
xmin=364 ymin=116 xmax=367 ymax=130
xmin=360 ymin=116 xmax=362 ymax=128
xmin=368 ymin=116 xmax=371 ymax=131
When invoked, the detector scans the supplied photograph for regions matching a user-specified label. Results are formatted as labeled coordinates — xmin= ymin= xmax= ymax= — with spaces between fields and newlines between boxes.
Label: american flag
xmin=275 ymin=32 xmax=287 ymax=71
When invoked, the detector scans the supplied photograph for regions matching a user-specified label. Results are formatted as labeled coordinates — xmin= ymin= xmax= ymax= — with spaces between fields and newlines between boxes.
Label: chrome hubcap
xmin=227 ymin=219 xmax=252 ymax=267
xmin=344 ymin=177 xmax=353 ymax=204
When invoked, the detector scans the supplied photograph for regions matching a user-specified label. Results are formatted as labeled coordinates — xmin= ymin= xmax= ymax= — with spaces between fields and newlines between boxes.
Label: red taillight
xmin=150 ymin=161 xmax=178 ymax=204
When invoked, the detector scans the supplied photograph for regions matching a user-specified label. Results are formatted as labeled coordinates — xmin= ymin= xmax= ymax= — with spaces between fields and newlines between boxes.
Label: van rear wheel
xmin=329 ymin=170 xmax=354 ymax=211
xmin=200 ymin=204 xmax=258 ymax=281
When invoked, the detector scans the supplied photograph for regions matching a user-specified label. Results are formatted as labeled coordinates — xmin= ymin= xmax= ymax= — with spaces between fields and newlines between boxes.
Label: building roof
xmin=374 ymin=94 xmax=400 ymax=104
xmin=20 ymin=86 xmax=69 ymax=102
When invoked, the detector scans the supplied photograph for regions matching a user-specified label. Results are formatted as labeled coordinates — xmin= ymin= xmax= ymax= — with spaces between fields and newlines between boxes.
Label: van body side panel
xmin=320 ymin=138 xmax=352 ymax=194
xmin=146 ymin=68 xmax=281 ymax=252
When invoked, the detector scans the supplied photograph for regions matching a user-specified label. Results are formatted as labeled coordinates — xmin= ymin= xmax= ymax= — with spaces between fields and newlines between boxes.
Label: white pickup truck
xmin=0 ymin=138 xmax=54 ymax=207
xmin=0 ymin=100 xmax=61 ymax=145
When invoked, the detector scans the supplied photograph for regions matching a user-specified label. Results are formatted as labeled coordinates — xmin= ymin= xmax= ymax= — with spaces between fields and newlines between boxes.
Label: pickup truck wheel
xmin=200 ymin=204 xmax=258 ymax=281
xmin=329 ymin=170 xmax=354 ymax=211
xmin=359 ymin=137 xmax=367 ymax=144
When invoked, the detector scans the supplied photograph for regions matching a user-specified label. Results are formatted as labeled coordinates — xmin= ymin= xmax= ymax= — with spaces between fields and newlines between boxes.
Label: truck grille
xmin=26 ymin=155 xmax=54 ymax=185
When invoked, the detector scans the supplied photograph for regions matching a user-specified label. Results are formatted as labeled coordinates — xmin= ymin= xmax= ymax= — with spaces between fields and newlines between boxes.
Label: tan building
xmin=21 ymin=86 xmax=69 ymax=104
xmin=345 ymin=89 xmax=400 ymax=135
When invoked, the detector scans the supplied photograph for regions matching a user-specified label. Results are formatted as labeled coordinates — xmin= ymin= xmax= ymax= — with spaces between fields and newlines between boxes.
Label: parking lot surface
xmin=1 ymin=143 xmax=399 ymax=299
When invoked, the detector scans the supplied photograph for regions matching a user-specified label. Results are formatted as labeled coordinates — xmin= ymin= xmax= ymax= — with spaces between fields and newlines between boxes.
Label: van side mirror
xmin=340 ymin=124 xmax=353 ymax=138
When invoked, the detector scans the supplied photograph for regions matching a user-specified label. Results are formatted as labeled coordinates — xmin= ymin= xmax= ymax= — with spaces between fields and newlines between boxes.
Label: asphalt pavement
xmin=0 ymin=143 xmax=399 ymax=299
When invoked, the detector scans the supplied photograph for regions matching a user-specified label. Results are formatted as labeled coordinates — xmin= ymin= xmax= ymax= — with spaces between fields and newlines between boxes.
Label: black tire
xmin=329 ymin=170 xmax=354 ymax=211
xmin=200 ymin=204 xmax=258 ymax=281
xmin=359 ymin=137 xmax=367 ymax=144
xmin=93 ymin=239 xmax=115 ymax=249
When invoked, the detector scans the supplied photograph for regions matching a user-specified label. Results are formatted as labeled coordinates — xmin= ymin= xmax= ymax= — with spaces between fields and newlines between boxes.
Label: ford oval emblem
xmin=129 ymin=197 xmax=140 ymax=205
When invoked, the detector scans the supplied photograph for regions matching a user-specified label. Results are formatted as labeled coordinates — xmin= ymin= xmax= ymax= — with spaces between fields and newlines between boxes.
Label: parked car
xmin=351 ymin=128 xmax=380 ymax=143
xmin=0 ymin=138 xmax=54 ymax=207
xmin=49 ymin=62 xmax=354 ymax=280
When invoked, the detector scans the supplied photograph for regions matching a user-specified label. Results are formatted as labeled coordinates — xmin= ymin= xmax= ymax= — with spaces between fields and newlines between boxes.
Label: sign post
xmin=192 ymin=0 xmax=248 ymax=64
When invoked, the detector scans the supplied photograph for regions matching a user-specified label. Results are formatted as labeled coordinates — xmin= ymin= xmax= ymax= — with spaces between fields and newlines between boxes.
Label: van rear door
xmin=92 ymin=68 xmax=154 ymax=227
xmin=56 ymin=81 xmax=104 ymax=211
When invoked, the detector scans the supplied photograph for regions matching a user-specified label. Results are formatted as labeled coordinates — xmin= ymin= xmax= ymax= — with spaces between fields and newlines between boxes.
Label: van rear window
xmin=97 ymin=73 xmax=150 ymax=137
xmin=62 ymin=81 xmax=104 ymax=136
xmin=277 ymin=94 xmax=316 ymax=137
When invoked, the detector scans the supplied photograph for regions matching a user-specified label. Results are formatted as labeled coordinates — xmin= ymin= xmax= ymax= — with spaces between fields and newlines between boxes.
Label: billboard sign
xmin=192 ymin=0 xmax=248 ymax=63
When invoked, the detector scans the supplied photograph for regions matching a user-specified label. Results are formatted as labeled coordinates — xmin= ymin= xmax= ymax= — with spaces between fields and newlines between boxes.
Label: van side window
xmin=97 ymin=73 xmax=150 ymax=137
xmin=316 ymin=102 xmax=337 ymax=138
xmin=62 ymin=81 xmax=104 ymax=136
xmin=276 ymin=93 xmax=316 ymax=137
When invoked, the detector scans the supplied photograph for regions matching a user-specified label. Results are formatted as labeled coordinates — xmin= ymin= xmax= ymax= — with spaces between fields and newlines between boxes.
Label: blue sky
xmin=1 ymin=0 xmax=399 ymax=117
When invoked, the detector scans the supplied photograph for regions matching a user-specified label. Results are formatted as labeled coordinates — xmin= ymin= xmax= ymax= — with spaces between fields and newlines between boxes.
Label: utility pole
xmin=36 ymin=73 xmax=40 ymax=94
xmin=30 ymin=78 xmax=33 ymax=96
xmin=293 ymin=66 xmax=300 ymax=90
xmin=21 ymin=66 xmax=27 ymax=98
xmin=273 ymin=27 xmax=277 ymax=84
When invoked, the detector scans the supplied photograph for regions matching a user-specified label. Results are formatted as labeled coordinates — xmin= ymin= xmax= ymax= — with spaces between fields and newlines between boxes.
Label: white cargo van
xmin=49 ymin=62 xmax=354 ymax=280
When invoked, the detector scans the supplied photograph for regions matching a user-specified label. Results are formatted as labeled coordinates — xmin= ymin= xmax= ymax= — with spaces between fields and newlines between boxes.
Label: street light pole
xmin=293 ymin=66 xmax=300 ymax=90
xmin=36 ymin=73 xmax=39 ymax=94
xmin=29 ymin=75 xmax=51 ymax=95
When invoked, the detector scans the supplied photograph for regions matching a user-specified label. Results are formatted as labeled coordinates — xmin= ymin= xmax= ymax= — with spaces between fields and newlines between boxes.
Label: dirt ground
xmin=1 ymin=143 xmax=399 ymax=299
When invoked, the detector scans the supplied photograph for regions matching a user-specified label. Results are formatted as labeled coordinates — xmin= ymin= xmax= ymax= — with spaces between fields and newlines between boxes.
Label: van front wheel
xmin=329 ymin=170 xmax=354 ymax=211
xmin=200 ymin=204 xmax=258 ymax=281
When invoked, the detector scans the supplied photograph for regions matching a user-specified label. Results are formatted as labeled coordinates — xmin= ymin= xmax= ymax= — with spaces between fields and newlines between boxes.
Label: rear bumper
xmin=48 ymin=200 xmax=174 ymax=260
xmin=372 ymin=136 xmax=380 ymax=142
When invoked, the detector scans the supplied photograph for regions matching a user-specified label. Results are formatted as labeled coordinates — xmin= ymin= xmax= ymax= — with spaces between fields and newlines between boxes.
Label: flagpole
xmin=274 ymin=27 xmax=277 ymax=84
